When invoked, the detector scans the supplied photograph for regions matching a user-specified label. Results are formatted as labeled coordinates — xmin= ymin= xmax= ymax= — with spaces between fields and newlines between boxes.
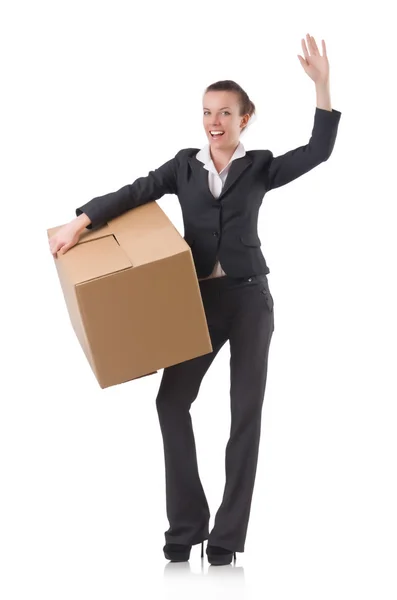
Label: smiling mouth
xmin=209 ymin=131 xmax=225 ymax=138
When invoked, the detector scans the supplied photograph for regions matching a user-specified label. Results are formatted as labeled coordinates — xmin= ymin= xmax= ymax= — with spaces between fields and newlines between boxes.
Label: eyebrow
xmin=203 ymin=106 xmax=231 ymax=110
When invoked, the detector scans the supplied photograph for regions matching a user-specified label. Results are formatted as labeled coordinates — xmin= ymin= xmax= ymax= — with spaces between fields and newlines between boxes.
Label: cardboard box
xmin=47 ymin=202 xmax=213 ymax=389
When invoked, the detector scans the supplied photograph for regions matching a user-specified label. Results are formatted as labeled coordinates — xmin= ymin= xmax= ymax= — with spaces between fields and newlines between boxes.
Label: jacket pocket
xmin=240 ymin=234 xmax=261 ymax=247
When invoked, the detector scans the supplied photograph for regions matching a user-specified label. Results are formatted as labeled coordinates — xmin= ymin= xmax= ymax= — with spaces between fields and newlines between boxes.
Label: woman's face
xmin=203 ymin=91 xmax=250 ymax=151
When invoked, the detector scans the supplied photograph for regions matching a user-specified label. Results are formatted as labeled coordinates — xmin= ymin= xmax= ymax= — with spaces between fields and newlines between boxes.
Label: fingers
xmin=51 ymin=240 xmax=73 ymax=257
xmin=49 ymin=239 xmax=58 ymax=256
xmin=52 ymin=244 xmax=61 ymax=258
xmin=49 ymin=237 xmax=64 ymax=258
xmin=309 ymin=34 xmax=320 ymax=55
xmin=302 ymin=33 xmax=325 ymax=57
xmin=301 ymin=37 xmax=310 ymax=60
xmin=297 ymin=55 xmax=308 ymax=69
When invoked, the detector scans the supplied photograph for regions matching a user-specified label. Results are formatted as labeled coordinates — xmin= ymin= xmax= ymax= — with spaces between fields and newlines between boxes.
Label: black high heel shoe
xmin=206 ymin=544 xmax=237 ymax=566
xmin=163 ymin=541 xmax=205 ymax=562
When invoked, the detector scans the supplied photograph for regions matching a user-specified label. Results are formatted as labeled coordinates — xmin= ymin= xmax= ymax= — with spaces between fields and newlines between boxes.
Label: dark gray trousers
xmin=155 ymin=273 xmax=275 ymax=553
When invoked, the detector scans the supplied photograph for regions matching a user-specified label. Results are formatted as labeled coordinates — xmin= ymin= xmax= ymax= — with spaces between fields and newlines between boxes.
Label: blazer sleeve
xmin=75 ymin=149 xmax=183 ymax=230
xmin=265 ymin=107 xmax=342 ymax=192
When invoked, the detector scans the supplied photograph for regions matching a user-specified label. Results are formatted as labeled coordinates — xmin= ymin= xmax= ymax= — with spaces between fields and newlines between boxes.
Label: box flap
xmin=52 ymin=234 xmax=132 ymax=285
xmin=107 ymin=202 xmax=187 ymax=266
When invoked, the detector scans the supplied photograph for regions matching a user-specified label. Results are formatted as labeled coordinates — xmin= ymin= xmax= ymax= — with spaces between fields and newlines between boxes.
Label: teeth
xmin=210 ymin=131 xmax=224 ymax=135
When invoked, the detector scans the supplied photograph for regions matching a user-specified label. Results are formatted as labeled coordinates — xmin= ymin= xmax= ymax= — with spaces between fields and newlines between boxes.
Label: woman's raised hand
xmin=298 ymin=33 xmax=330 ymax=85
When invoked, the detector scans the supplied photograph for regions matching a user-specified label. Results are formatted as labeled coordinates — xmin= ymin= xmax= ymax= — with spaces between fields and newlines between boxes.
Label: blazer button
xmin=212 ymin=231 xmax=219 ymax=237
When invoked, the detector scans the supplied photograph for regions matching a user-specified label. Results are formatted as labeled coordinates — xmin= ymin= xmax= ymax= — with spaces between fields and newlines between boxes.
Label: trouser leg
xmin=156 ymin=311 xmax=228 ymax=546
xmin=208 ymin=276 xmax=275 ymax=552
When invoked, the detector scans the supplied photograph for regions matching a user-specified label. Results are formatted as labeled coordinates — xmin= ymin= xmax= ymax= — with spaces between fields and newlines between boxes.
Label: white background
xmin=2 ymin=0 xmax=396 ymax=598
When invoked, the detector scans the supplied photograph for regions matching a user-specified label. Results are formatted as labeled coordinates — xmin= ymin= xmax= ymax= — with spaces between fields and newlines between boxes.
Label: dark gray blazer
xmin=76 ymin=107 xmax=341 ymax=278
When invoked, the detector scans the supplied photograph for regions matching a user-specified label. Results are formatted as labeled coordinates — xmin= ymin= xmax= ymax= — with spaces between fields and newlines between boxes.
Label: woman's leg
xmin=208 ymin=276 xmax=275 ymax=552
xmin=156 ymin=292 xmax=229 ymax=546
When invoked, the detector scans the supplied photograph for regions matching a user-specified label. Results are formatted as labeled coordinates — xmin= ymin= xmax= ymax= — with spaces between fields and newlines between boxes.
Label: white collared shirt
xmin=195 ymin=141 xmax=246 ymax=280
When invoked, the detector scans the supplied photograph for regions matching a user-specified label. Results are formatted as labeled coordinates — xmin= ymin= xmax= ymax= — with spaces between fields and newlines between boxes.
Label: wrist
xmin=73 ymin=212 xmax=91 ymax=232
xmin=315 ymin=80 xmax=332 ymax=111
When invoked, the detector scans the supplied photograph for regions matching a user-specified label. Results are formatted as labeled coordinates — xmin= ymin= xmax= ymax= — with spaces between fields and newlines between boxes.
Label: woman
xmin=48 ymin=34 xmax=341 ymax=566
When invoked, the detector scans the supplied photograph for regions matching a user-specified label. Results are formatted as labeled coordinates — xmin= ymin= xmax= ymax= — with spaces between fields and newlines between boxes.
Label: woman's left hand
xmin=298 ymin=33 xmax=329 ymax=85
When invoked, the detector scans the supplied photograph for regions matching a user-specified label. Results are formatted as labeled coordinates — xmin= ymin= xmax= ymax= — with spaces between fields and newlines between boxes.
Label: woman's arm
xmin=266 ymin=34 xmax=341 ymax=191
xmin=265 ymin=105 xmax=342 ymax=192
xmin=75 ymin=150 xmax=183 ymax=230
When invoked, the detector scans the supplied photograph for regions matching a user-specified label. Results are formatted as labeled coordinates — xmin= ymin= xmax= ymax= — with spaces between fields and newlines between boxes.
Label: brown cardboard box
xmin=47 ymin=201 xmax=213 ymax=389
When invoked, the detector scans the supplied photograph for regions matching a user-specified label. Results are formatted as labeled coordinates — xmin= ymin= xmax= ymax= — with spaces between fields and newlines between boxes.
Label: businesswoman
xmin=48 ymin=34 xmax=341 ymax=566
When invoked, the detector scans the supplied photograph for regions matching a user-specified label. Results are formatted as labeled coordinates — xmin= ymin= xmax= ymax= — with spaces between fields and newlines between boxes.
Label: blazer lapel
xmin=188 ymin=154 xmax=252 ymax=201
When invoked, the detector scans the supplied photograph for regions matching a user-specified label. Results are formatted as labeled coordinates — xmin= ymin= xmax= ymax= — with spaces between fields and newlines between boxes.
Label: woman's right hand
xmin=48 ymin=220 xmax=83 ymax=258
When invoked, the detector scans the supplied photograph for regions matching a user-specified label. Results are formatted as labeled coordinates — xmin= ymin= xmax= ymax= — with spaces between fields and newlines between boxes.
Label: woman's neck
xmin=210 ymin=141 xmax=240 ymax=170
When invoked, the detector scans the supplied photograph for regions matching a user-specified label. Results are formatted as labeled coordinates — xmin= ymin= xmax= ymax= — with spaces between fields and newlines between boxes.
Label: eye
xmin=203 ymin=111 xmax=230 ymax=116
